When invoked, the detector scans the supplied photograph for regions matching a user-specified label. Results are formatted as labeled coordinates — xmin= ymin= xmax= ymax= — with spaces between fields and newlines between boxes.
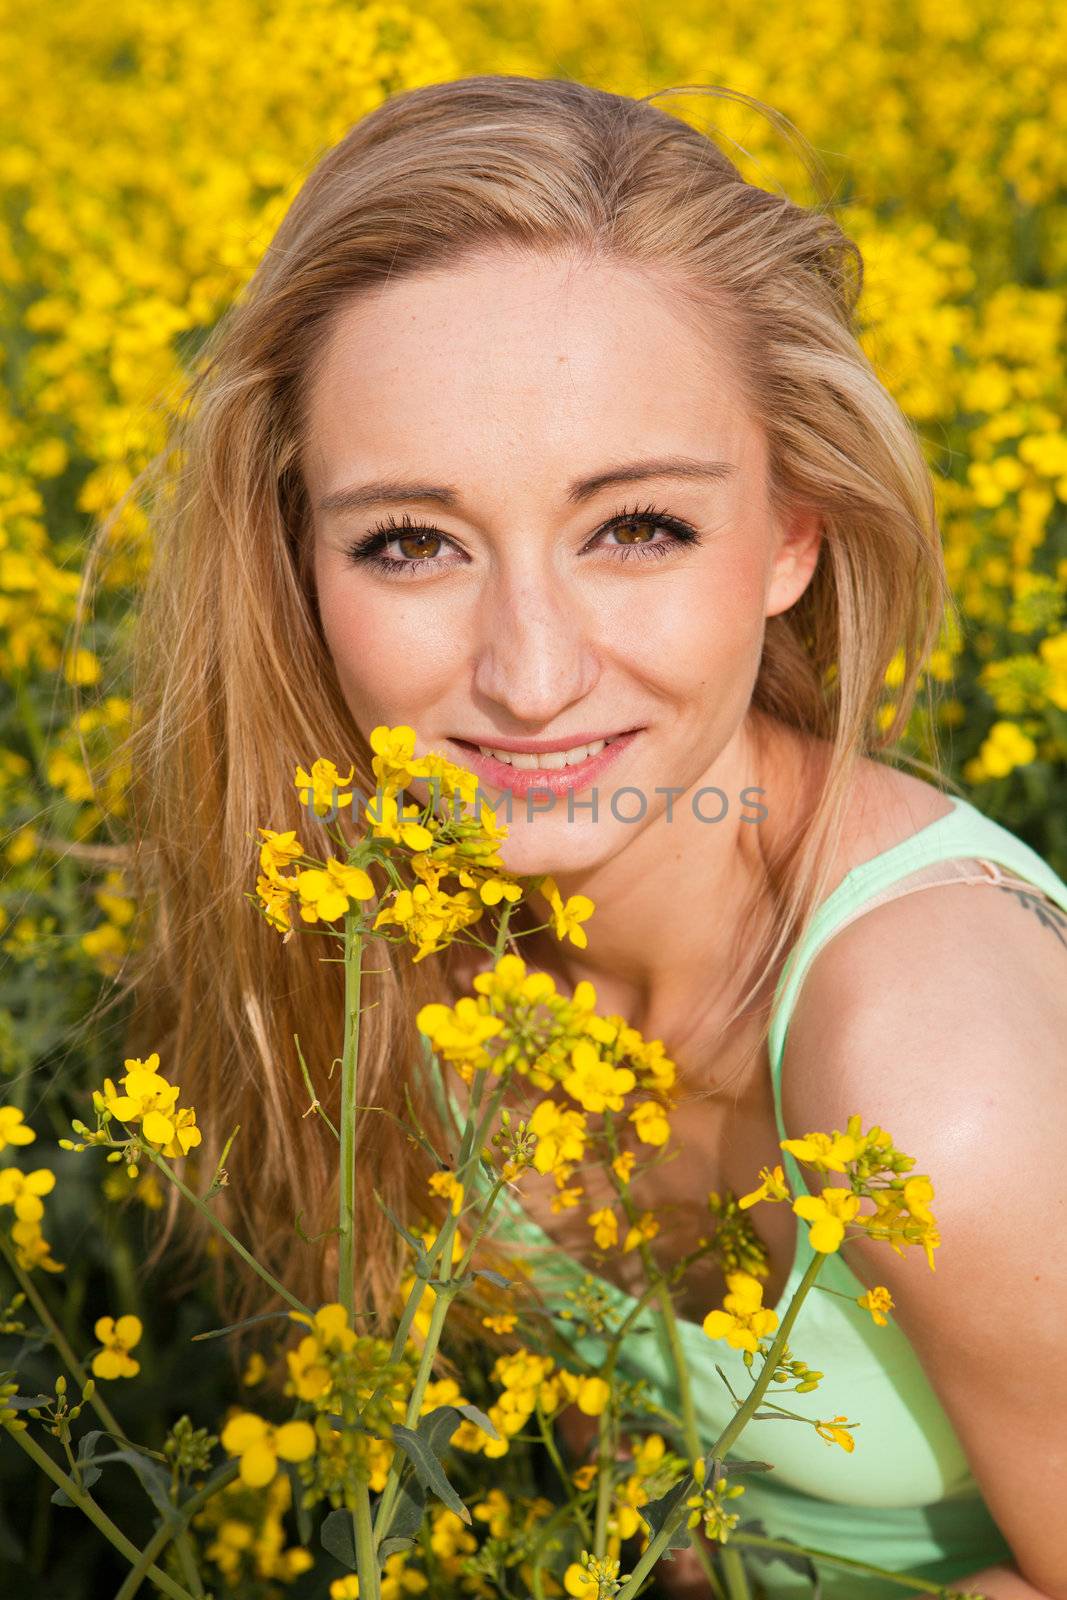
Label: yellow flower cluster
xmin=254 ymin=730 xmax=527 ymax=959
xmin=451 ymin=1346 xmax=608 ymax=1462
xmin=735 ymin=1116 xmax=942 ymax=1271
xmin=96 ymin=1053 xmax=203 ymax=1163
xmin=194 ymin=1470 xmax=315 ymax=1590
xmin=255 ymin=799 xmax=374 ymax=939
xmin=417 ymin=952 xmax=678 ymax=1257
xmin=0 ymin=1105 xmax=64 ymax=1273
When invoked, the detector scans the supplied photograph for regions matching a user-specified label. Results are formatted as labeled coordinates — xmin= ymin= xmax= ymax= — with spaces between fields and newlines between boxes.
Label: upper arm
xmin=780 ymin=881 xmax=1067 ymax=1599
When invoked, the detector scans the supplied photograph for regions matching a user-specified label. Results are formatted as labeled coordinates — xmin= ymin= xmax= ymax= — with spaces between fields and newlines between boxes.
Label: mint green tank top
xmin=442 ymin=794 xmax=1067 ymax=1596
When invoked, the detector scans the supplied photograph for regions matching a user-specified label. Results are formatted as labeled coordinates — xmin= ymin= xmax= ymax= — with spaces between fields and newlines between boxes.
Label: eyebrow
xmin=316 ymin=456 xmax=739 ymax=516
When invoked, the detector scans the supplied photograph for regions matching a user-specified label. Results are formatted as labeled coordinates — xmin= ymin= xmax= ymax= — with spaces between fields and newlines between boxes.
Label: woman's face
xmin=304 ymin=248 xmax=821 ymax=876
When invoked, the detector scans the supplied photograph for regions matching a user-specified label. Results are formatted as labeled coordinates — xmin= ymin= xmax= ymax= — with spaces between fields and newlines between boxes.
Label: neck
xmin=513 ymin=715 xmax=815 ymax=1064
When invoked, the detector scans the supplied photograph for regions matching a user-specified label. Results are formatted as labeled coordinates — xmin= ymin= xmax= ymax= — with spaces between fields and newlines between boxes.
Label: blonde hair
xmin=72 ymin=74 xmax=956 ymax=1359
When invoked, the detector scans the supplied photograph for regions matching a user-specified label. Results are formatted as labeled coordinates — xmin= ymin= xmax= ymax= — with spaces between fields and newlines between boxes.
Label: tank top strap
xmin=768 ymin=793 xmax=1067 ymax=1149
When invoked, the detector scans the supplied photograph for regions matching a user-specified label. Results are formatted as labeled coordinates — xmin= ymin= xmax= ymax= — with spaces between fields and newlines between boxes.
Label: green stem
xmin=592 ymin=1395 xmax=616 ymax=1556
xmin=2 ymin=1423 xmax=196 ymax=1600
xmin=353 ymin=1474 xmax=381 ymax=1600
xmin=526 ymin=1499 xmax=575 ymax=1600
xmin=615 ymin=1251 xmax=826 ymax=1599
xmin=719 ymin=1545 xmax=753 ymax=1600
xmin=372 ymin=1279 xmax=458 ymax=1554
xmin=294 ymin=1032 xmax=341 ymax=1140
xmin=591 ymin=1116 xmax=728 ymax=1589
xmin=112 ymin=1463 xmax=239 ymax=1600
xmin=534 ymin=1397 xmax=593 ymax=1546
xmin=339 ymin=915 xmax=365 ymax=1323
xmin=371 ymin=902 xmax=517 ymax=1554
xmin=0 ymin=1232 xmax=123 ymax=1437
xmin=728 ymin=1530 xmax=969 ymax=1592
xmin=146 ymin=1151 xmax=311 ymax=1316
xmin=369 ymin=1053 xmax=510 ymax=1550
xmin=709 ymin=1251 xmax=825 ymax=1460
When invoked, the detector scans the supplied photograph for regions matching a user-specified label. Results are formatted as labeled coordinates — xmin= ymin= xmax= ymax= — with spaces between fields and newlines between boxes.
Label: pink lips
xmin=447 ymin=731 xmax=639 ymax=799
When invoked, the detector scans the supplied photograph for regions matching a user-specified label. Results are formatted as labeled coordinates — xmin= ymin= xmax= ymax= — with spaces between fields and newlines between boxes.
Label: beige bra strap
xmin=831 ymin=856 xmax=1051 ymax=940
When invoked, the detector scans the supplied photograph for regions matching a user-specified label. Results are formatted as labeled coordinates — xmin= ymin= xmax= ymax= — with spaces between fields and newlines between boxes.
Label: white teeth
xmin=475 ymin=737 xmax=611 ymax=768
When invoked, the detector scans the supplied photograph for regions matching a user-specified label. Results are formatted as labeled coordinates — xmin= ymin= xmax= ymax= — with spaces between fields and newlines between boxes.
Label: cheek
xmin=628 ymin=553 xmax=770 ymax=690
xmin=316 ymin=566 xmax=462 ymax=720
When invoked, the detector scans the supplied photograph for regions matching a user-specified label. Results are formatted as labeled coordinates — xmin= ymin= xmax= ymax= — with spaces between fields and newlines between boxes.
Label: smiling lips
xmin=448 ymin=730 xmax=640 ymax=798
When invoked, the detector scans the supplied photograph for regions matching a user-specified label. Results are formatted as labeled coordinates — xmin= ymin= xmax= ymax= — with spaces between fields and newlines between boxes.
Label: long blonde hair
xmin=71 ymin=74 xmax=956 ymax=1354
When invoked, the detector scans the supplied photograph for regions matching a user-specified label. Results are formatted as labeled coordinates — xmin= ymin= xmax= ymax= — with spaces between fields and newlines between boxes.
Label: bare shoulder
xmin=782 ymin=762 xmax=1067 ymax=1143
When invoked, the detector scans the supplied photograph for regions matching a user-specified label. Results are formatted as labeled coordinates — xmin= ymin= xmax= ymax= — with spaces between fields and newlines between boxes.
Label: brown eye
xmin=395 ymin=530 xmax=442 ymax=559
xmin=611 ymin=517 xmax=658 ymax=545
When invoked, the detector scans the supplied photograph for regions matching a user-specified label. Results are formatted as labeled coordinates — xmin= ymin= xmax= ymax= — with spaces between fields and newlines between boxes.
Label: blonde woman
xmin=88 ymin=76 xmax=1067 ymax=1600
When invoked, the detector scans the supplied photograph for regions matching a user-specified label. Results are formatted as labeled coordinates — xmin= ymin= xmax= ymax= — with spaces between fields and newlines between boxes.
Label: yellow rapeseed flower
xmin=738 ymin=1164 xmax=791 ymax=1208
xmin=10 ymin=1219 xmax=64 ymax=1274
xmin=575 ymin=1376 xmax=611 ymax=1416
xmin=587 ymin=1207 xmax=619 ymax=1250
xmin=365 ymin=791 xmax=434 ymax=851
xmin=623 ymin=1211 xmax=659 ymax=1253
xmin=294 ymin=759 xmax=355 ymax=818
xmin=562 ymin=1041 xmax=635 ymax=1113
xmin=296 ymin=859 xmax=375 ymax=922
xmin=368 ymin=725 xmax=418 ymax=791
xmin=221 ymin=1411 xmax=317 ymax=1489
xmin=814 ymin=1415 xmax=857 ymax=1452
xmin=427 ymin=1170 xmax=464 ymax=1215
xmin=792 ymin=1187 xmax=862 ymax=1253
xmin=103 ymin=1056 xmax=202 ymax=1159
xmin=627 ymin=1100 xmax=671 ymax=1146
xmin=539 ymin=876 xmax=595 ymax=948
xmin=780 ymin=1131 xmax=861 ymax=1173
xmin=0 ymin=1107 xmax=36 ymax=1151
xmin=92 ymin=1314 xmax=143 ymax=1379
xmin=528 ymin=1100 xmax=587 ymax=1175
xmin=0 ymin=1167 xmax=56 ymax=1223
xmin=857 ymin=1285 xmax=895 ymax=1326
xmin=702 ymin=1271 xmax=779 ymax=1353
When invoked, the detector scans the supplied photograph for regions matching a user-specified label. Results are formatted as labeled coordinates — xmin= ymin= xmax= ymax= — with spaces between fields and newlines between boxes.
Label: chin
xmin=495 ymin=823 xmax=614 ymax=881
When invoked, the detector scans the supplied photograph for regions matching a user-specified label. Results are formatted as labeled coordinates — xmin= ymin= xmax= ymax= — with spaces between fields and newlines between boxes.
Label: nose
xmin=470 ymin=561 xmax=601 ymax=725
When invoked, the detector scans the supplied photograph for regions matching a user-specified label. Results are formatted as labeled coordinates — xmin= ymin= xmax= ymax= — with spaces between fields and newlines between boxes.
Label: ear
xmin=765 ymin=504 xmax=823 ymax=619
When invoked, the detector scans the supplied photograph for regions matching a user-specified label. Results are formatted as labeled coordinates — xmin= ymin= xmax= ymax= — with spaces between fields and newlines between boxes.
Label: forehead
xmin=302 ymin=251 xmax=753 ymax=494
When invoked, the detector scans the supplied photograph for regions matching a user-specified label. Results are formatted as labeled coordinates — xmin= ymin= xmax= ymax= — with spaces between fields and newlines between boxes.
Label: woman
xmin=92 ymin=76 xmax=1067 ymax=1599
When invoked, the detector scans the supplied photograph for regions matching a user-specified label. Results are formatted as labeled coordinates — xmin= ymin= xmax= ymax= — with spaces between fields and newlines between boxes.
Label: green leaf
xmin=473 ymin=1267 xmax=513 ymax=1289
xmin=373 ymin=1189 xmax=432 ymax=1272
xmin=294 ymin=1209 xmax=343 ymax=1244
xmin=85 ymin=1447 xmax=175 ymax=1521
xmin=320 ymin=1507 xmax=356 ymax=1570
xmin=191 ymin=1310 xmax=296 ymax=1342
xmin=742 ymin=1519 xmax=822 ymax=1595
xmin=389 ymin=1406 xmax=471 ymax=1523
xmin=378 ymin=1470 xmax=427 ymax=1561
xmin=50 ymin=1429 xmax=108 ymax=1505
xmin=635 ymin=1475 xmax=693 ymax=1555
xmin=283 ymin=1459 xmax=313 ymax=1544
xmin=453 ymin=1402 xmax=500 ymax=1440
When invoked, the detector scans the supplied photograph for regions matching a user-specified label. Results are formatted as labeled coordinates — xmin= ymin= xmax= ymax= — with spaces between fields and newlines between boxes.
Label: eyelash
xmin=342 ymin=500 xmax=701 ymax=577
